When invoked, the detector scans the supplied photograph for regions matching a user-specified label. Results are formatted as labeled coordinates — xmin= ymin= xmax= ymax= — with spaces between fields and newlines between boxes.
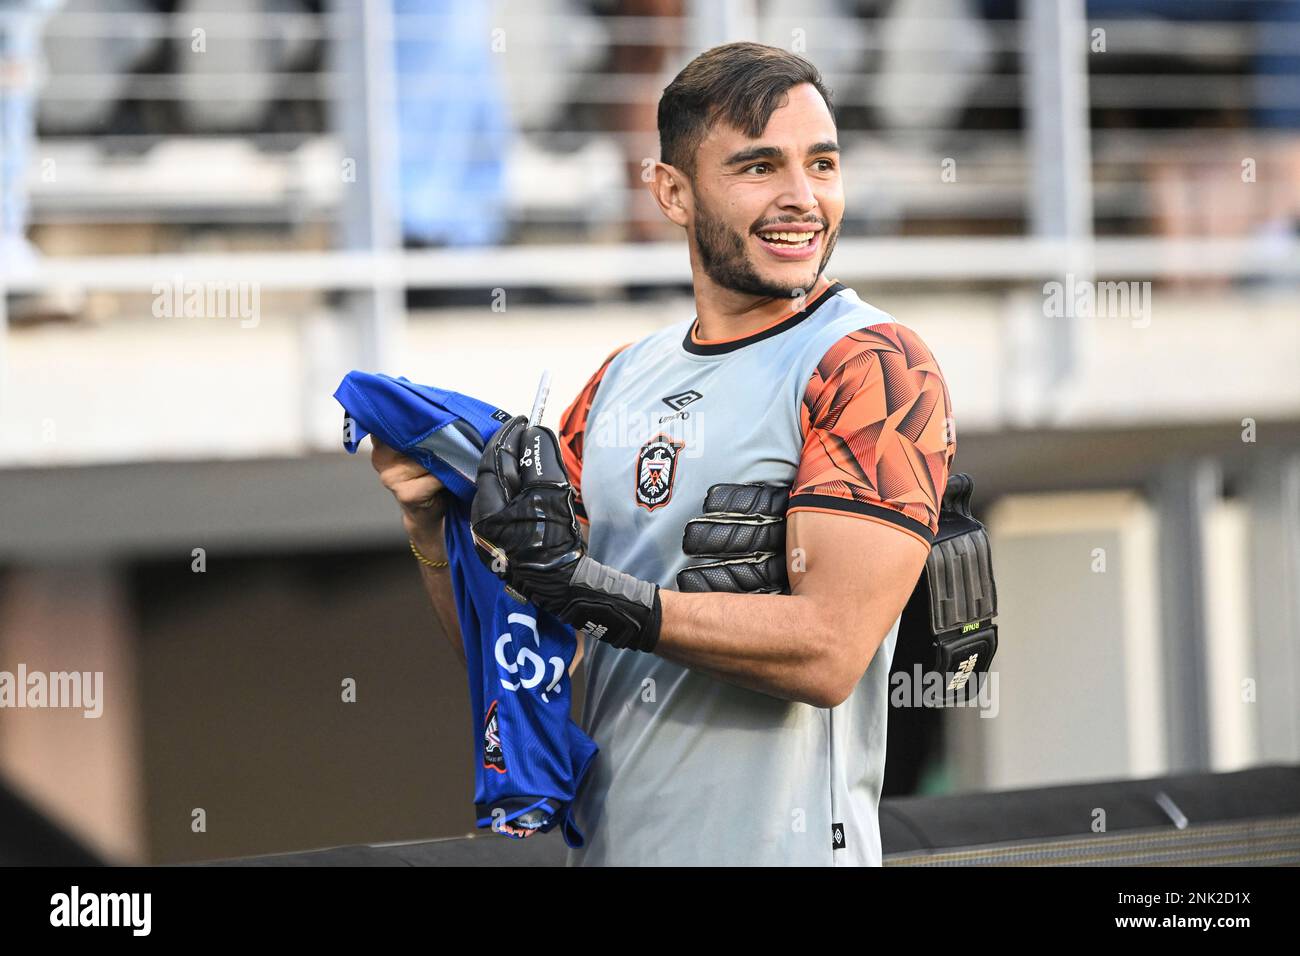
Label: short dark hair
xmin=657 ymin=42 xmax=834 ymax=176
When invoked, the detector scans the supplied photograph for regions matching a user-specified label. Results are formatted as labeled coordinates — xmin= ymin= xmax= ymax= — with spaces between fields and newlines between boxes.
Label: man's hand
xmin=677 ymin=482 xmax=791 ymax=594
xmin=469 ymin=415 xmax=662 ymax=652
xmin=370 ymin=437 xmax=466 ymax=669
xmin=370 ymin=438 xmax=448 ymax=550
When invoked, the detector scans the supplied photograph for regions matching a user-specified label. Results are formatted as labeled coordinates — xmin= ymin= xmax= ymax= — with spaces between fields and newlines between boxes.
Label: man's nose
xmin=775 ymin=168 xmax=818 ymax=213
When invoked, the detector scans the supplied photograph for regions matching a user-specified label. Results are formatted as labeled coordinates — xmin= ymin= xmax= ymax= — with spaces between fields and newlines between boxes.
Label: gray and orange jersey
xmin=556 ymin=279 xmax=956 ymax=866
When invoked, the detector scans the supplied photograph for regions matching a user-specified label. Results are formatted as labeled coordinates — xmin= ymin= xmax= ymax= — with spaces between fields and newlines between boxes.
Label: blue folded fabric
xmin=333 ymin=371 xmax=597 ymax=847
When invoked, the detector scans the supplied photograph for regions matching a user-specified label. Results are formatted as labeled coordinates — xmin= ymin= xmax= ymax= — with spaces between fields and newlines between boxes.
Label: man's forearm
xmin=654 ymin=589 xmax=843 ymax=707
xmin=407 ymin=516 xmax=466 ymax=669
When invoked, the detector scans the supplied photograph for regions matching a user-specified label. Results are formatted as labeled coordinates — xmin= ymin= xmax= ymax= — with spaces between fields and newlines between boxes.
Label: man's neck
xmin=692 ymin=273 xmax=832 ymax=343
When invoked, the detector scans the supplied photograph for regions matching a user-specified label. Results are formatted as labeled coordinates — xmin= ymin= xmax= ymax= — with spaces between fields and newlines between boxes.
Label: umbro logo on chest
xmin=661 ymin=389 xmax=703 ymax=411
xmin=658 ymin=389 xmax=702 ymax=425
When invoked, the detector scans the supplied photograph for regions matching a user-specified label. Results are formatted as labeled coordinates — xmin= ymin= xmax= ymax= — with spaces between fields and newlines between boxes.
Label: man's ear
xmin=648 ymin=161 xmax=691 ymax=229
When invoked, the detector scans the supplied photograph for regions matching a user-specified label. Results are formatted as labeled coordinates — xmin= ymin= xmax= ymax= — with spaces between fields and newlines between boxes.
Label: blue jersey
xmin=334 ymin=371 xmax=597 ymax=846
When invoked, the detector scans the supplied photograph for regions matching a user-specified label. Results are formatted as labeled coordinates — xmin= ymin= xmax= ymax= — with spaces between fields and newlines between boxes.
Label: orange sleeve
xmin=558 ymin=344 xmax=631 ymax=524
xmin=788 ymin=322 xmax=956 ymax=548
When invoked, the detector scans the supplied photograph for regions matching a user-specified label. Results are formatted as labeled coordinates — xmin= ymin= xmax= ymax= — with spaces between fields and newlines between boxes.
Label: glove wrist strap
xmin=562 ymin=556 xmax=662 ymax=653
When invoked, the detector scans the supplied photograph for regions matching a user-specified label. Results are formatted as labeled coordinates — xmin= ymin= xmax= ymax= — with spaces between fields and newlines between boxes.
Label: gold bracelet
xmin=409 ymin=539 xmax=450 ymax=570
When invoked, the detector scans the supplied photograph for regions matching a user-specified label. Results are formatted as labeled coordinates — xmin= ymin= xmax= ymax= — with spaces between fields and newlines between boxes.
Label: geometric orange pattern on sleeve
xmin=788 ymin=322 xmax=956 ymax=547
xmin=558 ymin=343 xmax=631 ymax=524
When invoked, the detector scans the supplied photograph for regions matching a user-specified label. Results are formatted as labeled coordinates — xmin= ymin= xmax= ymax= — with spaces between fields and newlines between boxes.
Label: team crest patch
xmin=635 ymin=433 xmax=684 ymax=511
xmin=483 ymin=699 xmax=506 ymax=774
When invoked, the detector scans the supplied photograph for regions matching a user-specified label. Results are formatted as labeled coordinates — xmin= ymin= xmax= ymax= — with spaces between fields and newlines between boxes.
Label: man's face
xmin=686 ymin=83 xmax=843 ymax=299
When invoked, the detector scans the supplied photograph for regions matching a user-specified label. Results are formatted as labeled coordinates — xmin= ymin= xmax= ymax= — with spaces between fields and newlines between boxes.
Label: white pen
xmin=529 ymin=369 xmax=552 ymax=427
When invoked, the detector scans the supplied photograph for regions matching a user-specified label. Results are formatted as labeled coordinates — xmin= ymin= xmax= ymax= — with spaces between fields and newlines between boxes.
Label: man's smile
xmin=754 ymin=224 xmax=823 ymax=260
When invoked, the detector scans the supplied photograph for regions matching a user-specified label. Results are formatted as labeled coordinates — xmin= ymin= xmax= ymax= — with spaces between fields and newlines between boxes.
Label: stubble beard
xmin=692 ymin=194 xmax=840 ymax=301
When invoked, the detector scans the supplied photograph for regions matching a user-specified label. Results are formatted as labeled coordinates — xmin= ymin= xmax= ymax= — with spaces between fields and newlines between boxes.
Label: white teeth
xmin=760 ymin=231 xmax=814 ymax=244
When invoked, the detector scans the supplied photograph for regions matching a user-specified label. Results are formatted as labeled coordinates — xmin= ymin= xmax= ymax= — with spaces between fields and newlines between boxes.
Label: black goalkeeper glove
xmin=676 ymin=482 xmax=792 ymax=594
xmin=469 ymin=414 xmax=662 ymax=652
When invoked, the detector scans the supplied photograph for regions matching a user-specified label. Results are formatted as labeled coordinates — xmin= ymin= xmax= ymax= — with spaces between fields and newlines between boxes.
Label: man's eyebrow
xmin=722 ymin=142 xmax=840 ymax=167
xmin=722 ymin=145 xmax=784 ymax=167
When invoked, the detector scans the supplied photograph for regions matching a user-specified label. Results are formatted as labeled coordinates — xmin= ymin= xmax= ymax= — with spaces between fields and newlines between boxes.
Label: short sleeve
xmin=558 ymin=344 xmax=630 ymax=525
xmin=787 ymin=322 xmax=956 ymax=548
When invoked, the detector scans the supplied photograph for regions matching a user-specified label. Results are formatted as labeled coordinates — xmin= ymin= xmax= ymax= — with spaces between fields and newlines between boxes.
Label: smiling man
xmin=466 ymin=41 xmax=957 ymax=866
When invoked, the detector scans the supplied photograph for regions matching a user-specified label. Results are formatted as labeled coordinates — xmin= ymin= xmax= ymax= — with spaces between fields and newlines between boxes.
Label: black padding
xmin=701 ymin=482 xmax=789 ymax=516
xmin=676 ymin=554 xmax=785 ymax=593
xmin=682 ymin=515 xmax=784 ymax=557
xmin=933 ymin=624 xmax=998 ymax=692
xmin=925 ymin=526 xmax=997 ymax=633
xmin=677 ymin=482 xmax=792 ymax=594
xmin=895 ymin=472 xmax=1000 ymax=691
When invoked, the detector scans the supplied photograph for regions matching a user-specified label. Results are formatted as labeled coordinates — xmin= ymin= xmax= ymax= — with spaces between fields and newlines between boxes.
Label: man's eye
xmin=744 ymin=163 xmax=772 ymax=175
xmin=812 ymin=159 xmax=836 ymax=171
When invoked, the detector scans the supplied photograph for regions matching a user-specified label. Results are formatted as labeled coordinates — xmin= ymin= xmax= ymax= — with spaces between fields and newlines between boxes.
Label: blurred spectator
xmin=1085 ymin=0 xmax=1300 ymax=130
xmin=37 ymin=0 xmax=157 ymax=138
xmin=0 ymin=0 xmax=57 ymax=271
xmin=602 ymin=0 xmax=683 ymax=243
xmin=979 ymin=0 xmax=1300 ymax=249
xmin=2 ymin=0 xmax=84 ymax=323
xmin=875 ymin=0 xmax=994 ymax=146
xmin=1091 ymin=1 xmax=1300 ymax=253
xmin=174 ymin=0 xmax=317 ymax=135
xmin=394 ymin=0 xmax=510 ymax=248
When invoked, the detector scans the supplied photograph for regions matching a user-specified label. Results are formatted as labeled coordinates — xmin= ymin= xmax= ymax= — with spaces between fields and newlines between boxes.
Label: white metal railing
xmin=5 ymin=1 xmax=1299 ymax=436
xmin=17 ymin=6 xmax=1300 ymax=235
xmin=3 ymin=237 xmax=1298 ymax=294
